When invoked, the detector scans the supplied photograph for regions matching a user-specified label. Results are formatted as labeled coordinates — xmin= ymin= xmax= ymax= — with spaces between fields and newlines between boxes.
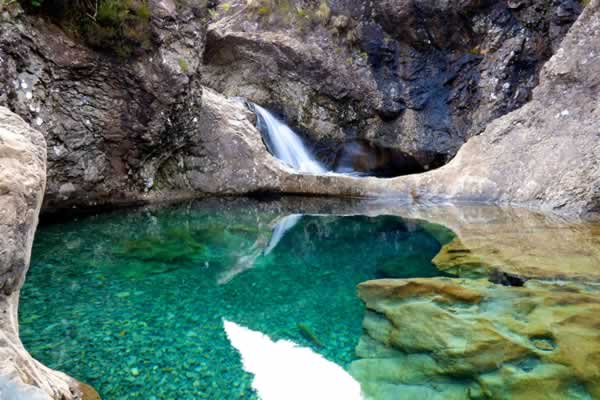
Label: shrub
xmin=219 ymin=2 xmax=230 ymax=12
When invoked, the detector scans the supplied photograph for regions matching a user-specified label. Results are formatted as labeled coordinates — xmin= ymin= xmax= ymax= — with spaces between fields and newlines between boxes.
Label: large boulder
xmin=350 ymin=278 xmax=600 ymax=399
xmin=153 ymin=87 xmax=287 ymax=194
xmin=0 ymin=107 xmax=84 ymax=399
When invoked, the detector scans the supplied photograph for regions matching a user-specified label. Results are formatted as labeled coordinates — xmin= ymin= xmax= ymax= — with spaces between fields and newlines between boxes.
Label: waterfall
xmin=254 ymin=104 xmax=326 ymax=174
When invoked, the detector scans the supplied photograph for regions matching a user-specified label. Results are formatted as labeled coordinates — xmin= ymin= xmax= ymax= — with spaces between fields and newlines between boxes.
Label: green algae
xmin=297 ymin=323 xmax=325 ymax=348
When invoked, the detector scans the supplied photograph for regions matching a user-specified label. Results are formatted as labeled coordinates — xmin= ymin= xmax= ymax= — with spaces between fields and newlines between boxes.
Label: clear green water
xmin=20 ymin=199 xmax=455 ymax=399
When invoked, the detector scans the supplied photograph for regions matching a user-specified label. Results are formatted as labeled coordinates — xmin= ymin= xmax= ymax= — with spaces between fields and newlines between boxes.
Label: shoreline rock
xmin=350 ymin=277 xmax=600 ymax=399
xmin=0 ymin=107 xmax=83 ymax=399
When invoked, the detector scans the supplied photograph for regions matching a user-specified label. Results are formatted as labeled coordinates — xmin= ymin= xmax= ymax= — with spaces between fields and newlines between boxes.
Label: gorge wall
xmin=0 ymin=107 xmax=82 ymax=400
xmin=1 ymin=0 xmax=595 ymax=218
xmin=0 ymin=0 xmax=208 ymax=213
xmin=0 ymin=1 xmax=598 ymax=398
xmin=202 ymin=0 xmax=582 ymax=170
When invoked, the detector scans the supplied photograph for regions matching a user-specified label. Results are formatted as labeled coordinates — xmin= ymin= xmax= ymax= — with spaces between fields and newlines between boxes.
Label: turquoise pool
xmin=19 ymin=198 xmax=455 ymax=399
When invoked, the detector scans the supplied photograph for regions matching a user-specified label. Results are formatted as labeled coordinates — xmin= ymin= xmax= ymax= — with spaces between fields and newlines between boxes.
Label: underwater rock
xmin=350 ymin=278 xmax=600 ymax=400
xmin=431 ymin=220 xmax=600 ymax=281
xmin=0 ymin=107 xmax=83 ymax=398
xmin=297 ymin=323 xmax=324 ymax=348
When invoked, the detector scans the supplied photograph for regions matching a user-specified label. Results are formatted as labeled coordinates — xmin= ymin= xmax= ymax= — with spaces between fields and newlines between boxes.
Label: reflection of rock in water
xmin=218 ymin=214 xmax=302 ymax=285
xmin=350 ymin=278 xmax=600 ymax=400
xmin=223 ymin=320 xmax=363 ymax=400
xmin=264 ymin=214 xmax=303 ymax=255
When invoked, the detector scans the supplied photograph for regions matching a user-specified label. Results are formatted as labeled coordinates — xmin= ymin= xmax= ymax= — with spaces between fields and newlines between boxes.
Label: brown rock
xmin=351 ymin=278 xmax=600 ymax=399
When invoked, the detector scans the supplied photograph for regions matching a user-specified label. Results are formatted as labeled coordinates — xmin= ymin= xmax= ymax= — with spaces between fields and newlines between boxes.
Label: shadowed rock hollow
xmin=202 ymin=0 xmax=582 ymax=171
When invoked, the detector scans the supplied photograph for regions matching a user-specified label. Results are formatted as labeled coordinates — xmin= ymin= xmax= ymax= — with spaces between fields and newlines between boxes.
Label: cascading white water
xmin=254 ymin=104 xmax=326 ymax=174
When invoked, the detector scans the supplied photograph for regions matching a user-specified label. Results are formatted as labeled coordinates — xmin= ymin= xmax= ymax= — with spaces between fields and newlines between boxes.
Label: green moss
xmin=178 ymin=57 xmax=189 ymax=73
xmin=257 ymin=5 xmax=271 ymax=15
xmin=208 ymin=8 xmax=219 ymax=19
xmin=219 ymin=2 xmax=231 ymax=12
xmin=135 ymin=2 xmax=151 ymax=18
xmin=314 ymin=0 xmax=330 ymax=22
xmin=246 ymin=0 xmax=333 ymax=30
xmin=21 ymin=0 xmax=153 ymax=58
xmin=467 ymin=46 xmax=482 ymax=56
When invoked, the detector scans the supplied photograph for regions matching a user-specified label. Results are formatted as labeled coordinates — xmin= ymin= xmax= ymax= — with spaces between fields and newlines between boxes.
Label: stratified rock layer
xmin=350 ymin=278 xmax=600 ymax=400
xmin=0 ymin=107 xmax=81 ymax=399
xmin=0 ymin=0 xmax=207 ymax=213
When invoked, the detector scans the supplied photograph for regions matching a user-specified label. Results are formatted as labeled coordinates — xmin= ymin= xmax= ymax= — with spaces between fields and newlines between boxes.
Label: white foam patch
xmin=223 ymin=320 xmax=364 ymax=400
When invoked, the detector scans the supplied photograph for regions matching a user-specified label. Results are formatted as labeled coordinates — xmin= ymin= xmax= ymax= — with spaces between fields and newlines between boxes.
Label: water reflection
xmin=264 ymin=214 xmax=303 ymax=256
xmin=224 ymin=319 xmax=363 ymax=400
xmin=218 ymin=214 xmax=303 ymax=285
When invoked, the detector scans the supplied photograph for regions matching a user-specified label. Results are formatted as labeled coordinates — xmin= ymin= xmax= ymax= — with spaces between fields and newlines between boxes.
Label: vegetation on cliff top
xmin=20 ymin=0 xmax=153 ymax=57
xmin=209 ymin=0 xmax=331 ymax=31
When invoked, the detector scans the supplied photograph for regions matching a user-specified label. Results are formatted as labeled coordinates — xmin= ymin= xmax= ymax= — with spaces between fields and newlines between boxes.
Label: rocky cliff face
xmin=409 ymin=0 xmax=600 ymax=217
xmin=0 ymin=0 xmax=207 ymax=213
xmin=202 ymin=0 xmax=581 ymax=171
xmin=0 ymin=0 xmax=595 ymax=218
xmin=0 ymin=106 xmax=83 ymax=399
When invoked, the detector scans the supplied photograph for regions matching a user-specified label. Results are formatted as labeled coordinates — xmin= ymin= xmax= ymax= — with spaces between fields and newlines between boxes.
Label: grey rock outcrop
xmin=154 ymin=87 xmax=287 ymax=194
xmin=0 ymin=107 xmax=81 ymax=399
xmin=202 ymin=0 xmax=581 ymax=170
xmin=157 ymin=0 xmax=600 ymax=218
xmin=218 ymin=0 xmax=599 ymax=219
xmin=0 ymin=0 xmax=207 ymax=213
xmin=409 ymin=0 xmax=600 ymax=218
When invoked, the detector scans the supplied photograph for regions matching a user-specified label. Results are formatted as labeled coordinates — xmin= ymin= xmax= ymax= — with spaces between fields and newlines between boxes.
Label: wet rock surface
xmin=425 ymin=207 xmax=600 ymax=281
xmin=202 ymin=0 xmax=581 ymax=170
xmin=350 ymin=277 xmax=600 ymax=400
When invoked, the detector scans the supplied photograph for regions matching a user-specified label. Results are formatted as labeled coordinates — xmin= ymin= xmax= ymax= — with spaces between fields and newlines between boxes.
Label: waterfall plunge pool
xmin=19 ymin=198 xmax=455 ymax=399
xmin=253 ymin=105 xmax=436 ymax=178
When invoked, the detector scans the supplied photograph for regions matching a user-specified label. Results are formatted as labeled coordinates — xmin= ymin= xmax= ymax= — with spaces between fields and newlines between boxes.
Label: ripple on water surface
xmin=20 ymin=199 xmax=455 ymax=399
